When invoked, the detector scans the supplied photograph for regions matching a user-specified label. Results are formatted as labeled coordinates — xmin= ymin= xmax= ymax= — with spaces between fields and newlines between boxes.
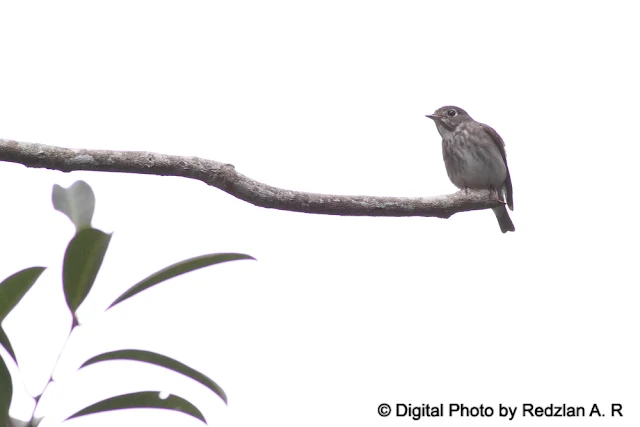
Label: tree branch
xmin=0 ymin=138 xmax=503 ymax=218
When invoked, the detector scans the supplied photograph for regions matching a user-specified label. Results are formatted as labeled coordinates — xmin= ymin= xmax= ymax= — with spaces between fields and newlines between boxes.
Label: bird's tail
xmin=492 ymin=206 xmax=515 ymax=233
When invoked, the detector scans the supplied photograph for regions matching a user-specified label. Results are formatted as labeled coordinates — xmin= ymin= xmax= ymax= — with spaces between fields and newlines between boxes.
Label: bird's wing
xmin=480 ymin=122 xmax=513 ymax=211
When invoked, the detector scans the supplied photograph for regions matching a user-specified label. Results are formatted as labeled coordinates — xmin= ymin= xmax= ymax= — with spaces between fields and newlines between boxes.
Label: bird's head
xmin=426 ymin=106 xmax=472 ymax=136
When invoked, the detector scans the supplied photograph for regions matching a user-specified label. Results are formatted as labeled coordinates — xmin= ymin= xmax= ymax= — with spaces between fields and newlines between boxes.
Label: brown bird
xmin=426 ymin=106 xmax=515 ymax=233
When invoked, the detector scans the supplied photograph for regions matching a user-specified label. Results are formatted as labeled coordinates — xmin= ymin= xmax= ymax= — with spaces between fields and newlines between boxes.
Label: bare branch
xmin=0 ymin=138 xmax=503 ymax=218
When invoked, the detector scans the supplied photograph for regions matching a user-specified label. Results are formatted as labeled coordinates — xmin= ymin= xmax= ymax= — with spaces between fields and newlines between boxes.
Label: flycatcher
xmin=426 ymin=106 xmax=515 ymax=233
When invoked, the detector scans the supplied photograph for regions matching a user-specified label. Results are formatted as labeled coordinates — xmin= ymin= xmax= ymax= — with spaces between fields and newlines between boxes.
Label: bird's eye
xmin=447 ymin=109 xmax=457 ymax=117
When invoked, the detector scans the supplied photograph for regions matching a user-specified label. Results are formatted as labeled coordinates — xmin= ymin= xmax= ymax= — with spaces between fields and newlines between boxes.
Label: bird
xmin=426 ymin=106 xmax=515 ymax=233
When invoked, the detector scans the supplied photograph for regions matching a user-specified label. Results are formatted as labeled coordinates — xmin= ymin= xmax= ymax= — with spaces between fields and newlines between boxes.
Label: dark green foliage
xmin=0 ymin=267 xmax=46 ymax=363
xmin=63 ymin=229 xmax=111 ymax=321
xmin=66 ymin=392 xmax=206 ymax=423
xmin=0 ymin=356 xmax=11 ymax=425
xmin=81 ymin=349 xmax=228 ymax=404
xmin=109 ymin=253 xmax=255 ymax=309
xmin=0 ymin=181 xmax=253 ymax=426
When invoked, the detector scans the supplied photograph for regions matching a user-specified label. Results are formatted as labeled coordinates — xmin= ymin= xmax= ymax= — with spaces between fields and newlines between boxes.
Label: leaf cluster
xmin=0 ymin=181 xmax=254 ymax=426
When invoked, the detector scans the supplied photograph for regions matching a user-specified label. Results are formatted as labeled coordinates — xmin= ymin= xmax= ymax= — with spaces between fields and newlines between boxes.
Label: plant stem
xmin=29 ymin=320 xmax=76 ymax=424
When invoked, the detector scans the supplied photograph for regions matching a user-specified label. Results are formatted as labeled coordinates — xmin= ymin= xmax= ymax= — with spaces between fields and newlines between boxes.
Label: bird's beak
xmin=425 ymin=114 xmax=439 ymax=121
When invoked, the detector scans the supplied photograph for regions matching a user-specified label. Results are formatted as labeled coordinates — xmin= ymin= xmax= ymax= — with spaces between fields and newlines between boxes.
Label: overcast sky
xmin=1 ymin=1 xmax=638 ymax=426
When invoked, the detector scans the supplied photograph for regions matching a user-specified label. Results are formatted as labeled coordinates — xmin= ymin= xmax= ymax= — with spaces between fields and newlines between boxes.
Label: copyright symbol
xmin=378 ymin=403 xmax=391 ymax=417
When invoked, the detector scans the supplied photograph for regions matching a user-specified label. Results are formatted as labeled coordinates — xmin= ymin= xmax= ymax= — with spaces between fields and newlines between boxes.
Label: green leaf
xmin=0 ymin=267 xmax=46 ymax=322
xmin=0 ymin=328 xmax=16 ymax=365
xmin=63 ymin=229 xmax=111 ymax=316
xmin=0 ymin=354 xmax=12 ymax=424
xmin=66 ymin=391 xmax=206 ymax=424
xmin=0 ymin=267 xmax=45 ymax=365
xmin=79 ymin=349 xmax=227 ymax=404
xmin=52 ymin=181 xmax=95 ymax=231
xmin=108 ymin=253 xmax=254 ymax=309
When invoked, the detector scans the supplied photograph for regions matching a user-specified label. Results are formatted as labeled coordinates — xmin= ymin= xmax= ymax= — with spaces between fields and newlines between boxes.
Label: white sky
xmin=1 ymin=1 xmax=639 ymax=426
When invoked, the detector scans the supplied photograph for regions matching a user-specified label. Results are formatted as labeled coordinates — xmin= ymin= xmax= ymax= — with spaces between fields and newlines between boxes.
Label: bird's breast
xmin=442 ymin=131 xmax=507 ymax=189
